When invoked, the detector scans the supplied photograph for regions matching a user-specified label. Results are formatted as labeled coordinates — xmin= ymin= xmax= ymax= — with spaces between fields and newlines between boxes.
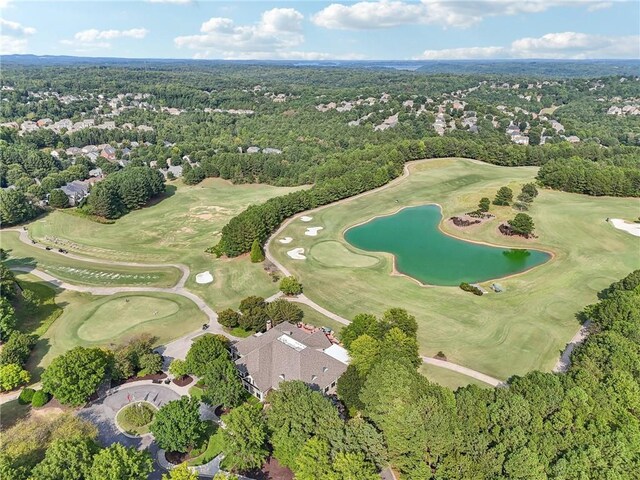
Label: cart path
xmin=553 ymin=320 xmax=592 ymax=373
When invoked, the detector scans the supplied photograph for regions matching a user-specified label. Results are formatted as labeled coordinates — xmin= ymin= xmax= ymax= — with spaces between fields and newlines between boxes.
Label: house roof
xmin=234 ymin=322 xmax=348 ymax=393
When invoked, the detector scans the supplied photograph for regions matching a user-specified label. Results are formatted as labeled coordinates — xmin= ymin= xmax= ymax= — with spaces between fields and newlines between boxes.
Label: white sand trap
xmin=305 ymin=227 xmax=324 ymax=237
xmin=287 ymin=248 xmax=306 ymax=260
xmin=300 ymin=216 xmax=313 ymax=222
xmin=611 ymin=218 xmax=640 ymax=237
xmin=279 ymin=237 xmax=293 ymax=244
xmin=195 ymin=271 xmax=214 ymax=284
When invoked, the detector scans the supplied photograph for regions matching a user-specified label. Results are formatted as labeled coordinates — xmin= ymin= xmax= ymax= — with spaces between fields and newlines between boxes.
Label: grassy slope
xmin=272 ymin=158 xmax=640 ymax=379
xmin=13 ymin=274 xmax=63 ymax=337
xmin=2 ymin=232 xmax=181 ymax=288
xmin=27 ymin=178 xmax=305 ymax=309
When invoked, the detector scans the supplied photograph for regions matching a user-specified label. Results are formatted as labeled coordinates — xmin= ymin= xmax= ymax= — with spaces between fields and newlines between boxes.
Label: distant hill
xmin=2 ymin=55 xmax=639 ymax=78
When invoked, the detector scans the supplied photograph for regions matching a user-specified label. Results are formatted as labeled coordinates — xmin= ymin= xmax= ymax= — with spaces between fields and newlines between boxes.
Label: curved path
xmin=553 ymin=320 xmax=591 ymax=373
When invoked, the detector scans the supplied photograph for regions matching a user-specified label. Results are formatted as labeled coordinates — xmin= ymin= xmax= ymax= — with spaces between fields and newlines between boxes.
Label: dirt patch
xmin=256 ymin=457 xmax=295 ymax=480
xmin=172 ymin=375 xmax=193 ymax=387
xmin=447 ymin=213 xmax=494 ymax=230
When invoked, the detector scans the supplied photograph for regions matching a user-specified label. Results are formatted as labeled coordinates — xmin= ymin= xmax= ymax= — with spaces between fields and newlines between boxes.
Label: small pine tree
xmin=508 ymin=213 xmax=535 ymax=236
xmin=478 ymin=197 xmax=491 ymax=212
xmin=493 ymin=186 xmax=513 ymax=206
xmin=250 ymin=238 xmax=265 ymax=263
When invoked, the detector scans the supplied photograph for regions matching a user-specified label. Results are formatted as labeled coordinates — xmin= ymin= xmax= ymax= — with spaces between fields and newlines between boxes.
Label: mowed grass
xmin=13 ymin=273 xmax=63 ymax=337
xmin=27 ymin=179 xmax=305 ymax=308
xmin=30 ymin=291 xmax=206 ymax=373
xmin=272 ymin=158 xmax=640 ymax=380
xmin=1 ymin=231 xmax=181 ymax=288
xmin=420 ymin=364 xmax=492 ymax=391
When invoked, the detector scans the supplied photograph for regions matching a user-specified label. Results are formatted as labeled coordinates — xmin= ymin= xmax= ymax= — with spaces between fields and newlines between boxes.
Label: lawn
xmin=1 ymin=231 xmax=181 ymax=288
xmin=29 ymin=291 xmax=206 ymax=374
xmin=0 ymin=399 xmax=31 ymax=429
xmin=271 ymin=158 xmax=640 ymax=380
xmin=420 ymin=364 xmax=492 ymax=391
xmin=26 ymin=178 xmax=306 ymax=308
xmin=13 ymin=273 xmax=63 ymax=337
xmin=188 ymin=423 xmax=224 ymax=466
xmin=115 ymin=401 xmax=157 ymax=436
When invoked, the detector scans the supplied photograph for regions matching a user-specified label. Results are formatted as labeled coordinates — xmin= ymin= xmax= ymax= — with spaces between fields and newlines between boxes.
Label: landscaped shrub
xmin=279 ymin=276 xmax=303 ymax=296
xmin=18 ymin=387 xmax=35 ymax=404
xmin=459 ymin=282 xmax=483 ymax=296
xmin=31 ymin=390 xmax=51 ymax=407
xmin=121 ymin=402 xmax=155 ymax=427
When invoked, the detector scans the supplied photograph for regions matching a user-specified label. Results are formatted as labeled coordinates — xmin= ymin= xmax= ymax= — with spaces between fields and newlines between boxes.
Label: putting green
xmin=76 ymin=296 xmax=181 ymax=342
xmin=272 ymin=158 xmax=640 ymax=379
xmin=309 ymin=241 xmax=379 ymax=268
xmin=37 ymin=291 xmax=207 ymax=368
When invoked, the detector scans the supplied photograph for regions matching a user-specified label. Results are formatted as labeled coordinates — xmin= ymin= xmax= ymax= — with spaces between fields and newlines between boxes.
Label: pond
xmin=344 ymin=204 xmax=550 ymax=286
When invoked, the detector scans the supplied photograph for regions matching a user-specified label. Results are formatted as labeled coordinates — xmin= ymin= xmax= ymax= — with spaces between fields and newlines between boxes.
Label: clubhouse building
xmin=231 ymin=322 xmax=349 ymax=401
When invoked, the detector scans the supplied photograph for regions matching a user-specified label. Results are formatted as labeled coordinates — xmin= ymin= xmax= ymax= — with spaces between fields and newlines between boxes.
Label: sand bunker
xmin=305 ymin=227 xmax=324 ymax=236
xmin=611 ymin=218 xmax=640 ymax=237
xmin=300 ymin=216 xmax=313 ymax=222
xmin=287 ymin=248 xmax=306 ymax=260
xmin=279 ymin=237 xmax=293 ymax=244
xmin=195 ymin=271 xmax=214 ymax=284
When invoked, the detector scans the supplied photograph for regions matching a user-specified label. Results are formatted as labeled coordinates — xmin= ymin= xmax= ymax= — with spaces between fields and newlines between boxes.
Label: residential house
xmin=101 ymin=146 xmax=116 ymax=161
xmin=231 ymin=322 xmax=349 ymax=401
xmin=60 ymin=180 xmax=90 ymax=206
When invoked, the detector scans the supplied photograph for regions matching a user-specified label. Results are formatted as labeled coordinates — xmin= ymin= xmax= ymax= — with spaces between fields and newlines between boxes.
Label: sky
xmin=1 ymin=0 xmax=639 ymax=60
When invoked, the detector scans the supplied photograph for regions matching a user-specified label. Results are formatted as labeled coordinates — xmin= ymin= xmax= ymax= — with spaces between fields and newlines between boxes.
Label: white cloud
xmin=0 ymin=18 xmax=36 ymax=54
xmin=587 ymin=2 xmax=613 ymax=11
xmin=73 ymin=28 xmax=148 ymax=43
xmin=414 ymin=32 xmax=640 ymax=59
xmin=416 ymin=46 xmax=508 ymax=60
xmin=175 ymin=8 xmax=305 ymax=55
xmin=193 ymin=50 xmax=365 ymax=61
xmin=312 ymin=0 xmax=617 ymax=30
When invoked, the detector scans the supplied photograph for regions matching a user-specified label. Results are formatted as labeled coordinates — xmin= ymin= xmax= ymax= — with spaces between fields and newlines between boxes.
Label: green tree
xmin=380 ymin=308 xmax=418 ymax=338
xmin=238 ymin=296 xmax=269 ymax=332
xmin=30 ymin=438 xmax=96 ymax=480
xmin=337 ymin=364 xmax=365 ymax=414
xmin=379 ymin=327 xmax=421 ymax=367
xmin=330 ymin=452 xmax=378 ymax=480
xmin=508 ymin=213 xmax=535 ymax=236
xmin=294 ymin=437 xmax=331 ymax=480
xmin=478 ymin=197 xmax=491 ymax=212
xmin=222 ymin=403 xmax=268 ymax=472
xmin=349 ymin=334 xmax=380 ymax=375
xmin=493 ymin=186 xmax=513 ymax=206
xmin=266 ymin=299 xmax=304 ymax=326
xmin=137 ymin=352 xmax=163 ymax=376
xmin=250 ymin=238 xmax=265 ymax=263
xmin=88 ymin=444 xmax=153 ymax=480
xmin=169 ymin=359 xmax=188 ymax=379
xmin=279 ymin=276 xmax=303 ymax=296
xmin=162 ymin=463 xmax=198 ymax=480
xmin=48 ymin=189 xmax=70 ymax=208
xmin=41 ymin=346 xmax=111 ymax=406
xmin=521 ymin=182 xmax=539 ymax=199
xmin=150 ymin=397 xmax=205 ymax=453
xmin=201 ymin=356 xmax=246 ymax=409
xmin=185 ymin=334 xmax=228 ymax=377
xmin=0 ymin=189 xmax=36 ymax=226
xmin=0 ymin=363 xmax=30 ymax=391
xmin=341 ymin=313 xmax=379 ymax=348
xmin=217 ymin=308 xmax=240 ymax=328
xmin=0 ymin=297 xmax=17 ymax=341
xmin=0 ymin=331 xmax=36 ymax=366
xmin=0 ymin=264 xmax=17 ymax=299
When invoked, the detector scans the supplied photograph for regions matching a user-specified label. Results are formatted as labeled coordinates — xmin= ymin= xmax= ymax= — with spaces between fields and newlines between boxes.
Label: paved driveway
xmin=79 ymin=384 xmax=181 ymax=479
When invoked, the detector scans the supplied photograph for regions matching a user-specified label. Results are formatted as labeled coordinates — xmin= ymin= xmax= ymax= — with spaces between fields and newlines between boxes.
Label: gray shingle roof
xmin=234 ymin=323 xmax=347 ymax=393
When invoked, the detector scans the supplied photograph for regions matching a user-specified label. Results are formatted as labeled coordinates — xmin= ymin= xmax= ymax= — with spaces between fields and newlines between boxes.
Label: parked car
xmin=45 ymin=246 xmax=52 ymax=251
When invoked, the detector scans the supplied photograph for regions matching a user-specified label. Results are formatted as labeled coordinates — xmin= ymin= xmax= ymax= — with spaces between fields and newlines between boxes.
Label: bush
xmin=121 ymin=402 xmax=155 ymax=427
xmin=217 ymin=308 xmax=240 ymax=328
xmin=31 ymin=390 xmax=50 ymax=407
xmin=459 ymin=282 xmax=483 ymax=296
xmin=478 ymin=197 xmax=491 ymax=212
xmin=18 ymin=387 xmax=35 ymax=404
xmin=279 ymin=276 xmax=303 ymax=296
xmin=0 ymin=363 xmax=30 ymax=391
